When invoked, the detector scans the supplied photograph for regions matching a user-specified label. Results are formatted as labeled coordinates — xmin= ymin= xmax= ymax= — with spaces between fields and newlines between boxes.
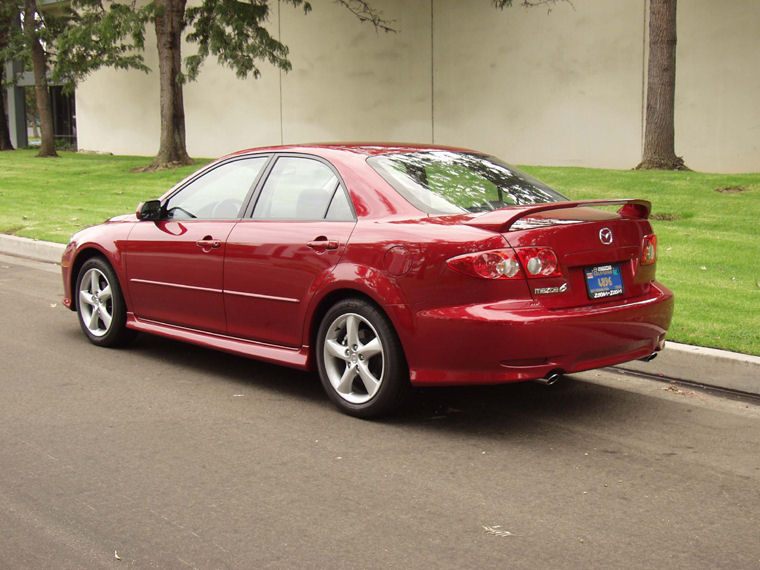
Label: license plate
xmin=584 ymin=264 xmax=624 ymax=299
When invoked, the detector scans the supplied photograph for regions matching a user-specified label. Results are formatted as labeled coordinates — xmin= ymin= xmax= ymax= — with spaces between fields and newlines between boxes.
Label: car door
xmin=125 ymin=156 xmax=269 ymax=333
xmin=224 ymin=155 xmax=356 ymax=347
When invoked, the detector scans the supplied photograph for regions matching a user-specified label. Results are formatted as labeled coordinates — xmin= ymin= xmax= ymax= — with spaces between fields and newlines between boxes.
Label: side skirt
xmin=126 ymin=313 xmax=311 ymax=370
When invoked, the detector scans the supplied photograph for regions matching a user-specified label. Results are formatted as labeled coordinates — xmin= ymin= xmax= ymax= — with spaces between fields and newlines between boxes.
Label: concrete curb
xmin=616 ymin=343 xmax=760 ymax=396
xmin=0 ymin=234 xmax=65 ymax=264
xmin=2 ymin=234 xmax=758 ymax=397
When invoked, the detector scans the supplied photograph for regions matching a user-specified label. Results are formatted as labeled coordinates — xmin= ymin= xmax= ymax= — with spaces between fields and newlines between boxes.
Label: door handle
xmin=307 ymin=238 xmax=339 ymax=251
xmin=196 ymin=237 xmax=222 ymax=249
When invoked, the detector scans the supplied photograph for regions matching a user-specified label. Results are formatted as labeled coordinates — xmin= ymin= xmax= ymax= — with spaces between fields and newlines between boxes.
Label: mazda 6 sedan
xmin=62 ymin=144 xmax=674 ymax=417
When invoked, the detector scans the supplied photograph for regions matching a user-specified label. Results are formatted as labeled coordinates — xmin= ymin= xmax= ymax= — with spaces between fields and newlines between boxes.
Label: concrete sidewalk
xmin=2 ymin=233 xmax=758 ymax=397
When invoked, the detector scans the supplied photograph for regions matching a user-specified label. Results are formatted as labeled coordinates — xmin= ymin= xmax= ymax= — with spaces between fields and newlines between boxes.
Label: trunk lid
xmin=465 ymin=200 xmax=656 ymax=309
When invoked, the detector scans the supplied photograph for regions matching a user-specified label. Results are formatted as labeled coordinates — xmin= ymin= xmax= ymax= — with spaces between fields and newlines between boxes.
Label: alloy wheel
xmin=322 ymin=312 xmax=385 ymax=404
xmin=78 ymin=267 xmax=114 ymax=337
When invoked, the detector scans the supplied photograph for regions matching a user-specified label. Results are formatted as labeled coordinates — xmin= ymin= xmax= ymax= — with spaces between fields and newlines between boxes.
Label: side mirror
xmin=136 ymin=200 xmax=162 ymax=221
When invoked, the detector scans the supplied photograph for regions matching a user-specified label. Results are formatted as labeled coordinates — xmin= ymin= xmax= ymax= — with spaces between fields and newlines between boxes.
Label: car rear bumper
xmin=405 ymin=282 xmax=674 ymax=386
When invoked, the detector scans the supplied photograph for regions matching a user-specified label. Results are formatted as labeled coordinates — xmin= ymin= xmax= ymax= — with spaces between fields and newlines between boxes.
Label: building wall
xmin=676 ymin=0 xmax=760 ymax=173
xmin=279 ymin=0 xmax=432 ymax=145
xmin=433 ymin=0 xmax=646 ymax=168
xmin=75 ymin=30 xmax=161 ymax=156
xmin=75 ymin=0 xmax=760 ymax=173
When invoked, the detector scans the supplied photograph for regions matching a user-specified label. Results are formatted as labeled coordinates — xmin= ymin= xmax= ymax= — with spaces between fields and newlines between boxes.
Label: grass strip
xmin=0 ymin=150 xmax=209 ymax=243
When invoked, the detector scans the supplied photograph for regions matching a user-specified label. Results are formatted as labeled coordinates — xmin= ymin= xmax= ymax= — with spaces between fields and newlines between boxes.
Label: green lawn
xmin=1 ymin=150 xmax=758 ymax=356
xmin=0 ymin=150 xmax=210 ymax=243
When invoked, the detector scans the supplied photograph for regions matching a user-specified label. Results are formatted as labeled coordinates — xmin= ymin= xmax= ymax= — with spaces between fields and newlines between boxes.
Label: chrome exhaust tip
xmin=535 ymin=371 xmax=563 ymax=386
xmin=639 ymin=352 xmax=658 ymax=363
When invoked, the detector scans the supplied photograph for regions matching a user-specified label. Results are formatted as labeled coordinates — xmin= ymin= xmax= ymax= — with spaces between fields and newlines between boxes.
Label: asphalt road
xmin=1 ymin=254 xmax=759 ymax=569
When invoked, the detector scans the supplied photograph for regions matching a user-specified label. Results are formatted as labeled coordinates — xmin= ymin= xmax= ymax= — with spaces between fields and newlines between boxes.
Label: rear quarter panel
xmin=306 ymin=218 xmax=532 ymax=359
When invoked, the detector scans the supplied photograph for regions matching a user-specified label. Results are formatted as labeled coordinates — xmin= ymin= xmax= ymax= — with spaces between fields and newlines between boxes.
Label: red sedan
xmin=62 ymin=144 xmax=674 ymax=417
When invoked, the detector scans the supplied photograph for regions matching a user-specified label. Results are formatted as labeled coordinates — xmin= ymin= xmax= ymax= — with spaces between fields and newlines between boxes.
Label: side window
xmin=165 ymin=157 xmax=267 ymax=220
xmin=253 ymin=157 xmax=350 ymax=221
xmin=325 ymin=187 xmax=354 ymax=221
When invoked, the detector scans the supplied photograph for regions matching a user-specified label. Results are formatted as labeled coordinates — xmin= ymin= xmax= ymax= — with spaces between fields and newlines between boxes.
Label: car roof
xmin=197 ymin=144 xmax=489 ymax=220
xmin=223 ymin=143 xmax=480 ymax=160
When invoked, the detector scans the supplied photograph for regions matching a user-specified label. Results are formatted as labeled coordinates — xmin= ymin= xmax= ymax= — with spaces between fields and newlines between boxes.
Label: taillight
xmin=641 ymin=234 xmax=657 ymax=265
xmin=447 ymin=247 xmax=561 ymax=280
xmin=515 ymin=247 xmax=561 ymax=277
xmin=447 ymin=249 xmax=522 ymax=280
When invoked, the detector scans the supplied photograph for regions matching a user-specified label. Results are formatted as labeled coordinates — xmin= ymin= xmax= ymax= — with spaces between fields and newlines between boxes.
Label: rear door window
xmin=252 ymin=157 xmax=354 ymax=221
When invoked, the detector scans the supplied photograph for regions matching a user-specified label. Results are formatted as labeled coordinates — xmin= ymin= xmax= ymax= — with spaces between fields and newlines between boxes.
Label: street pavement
xmin=1 ymin=254 xmax=759 ymax=568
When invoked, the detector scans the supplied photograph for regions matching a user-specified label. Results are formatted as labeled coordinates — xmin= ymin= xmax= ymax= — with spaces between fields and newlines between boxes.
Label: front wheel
xmin=75 ymin=257 xmax=135 ymax=347
xmin=316 ymin=299 xmax=409 ymax=418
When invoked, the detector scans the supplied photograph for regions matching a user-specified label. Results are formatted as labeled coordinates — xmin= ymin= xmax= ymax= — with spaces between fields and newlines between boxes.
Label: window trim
xmin=243 ymin=153 xmax=357 ymax=222
xmin=161 ymin=153 xmax=274 ymax=220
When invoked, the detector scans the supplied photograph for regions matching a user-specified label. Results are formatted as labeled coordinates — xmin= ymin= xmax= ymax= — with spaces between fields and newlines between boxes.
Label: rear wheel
xmin=75 ymin=257 xmax=134 ymax=347
xmin=316 ymin=299 xmax=409 ymax=418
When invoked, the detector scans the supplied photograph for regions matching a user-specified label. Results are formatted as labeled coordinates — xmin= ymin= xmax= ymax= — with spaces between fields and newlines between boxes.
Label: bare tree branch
xmin=492 ymin=0 xmax=573 ymax=13
xmin=333 ymin=0 xmax=396 ymax=33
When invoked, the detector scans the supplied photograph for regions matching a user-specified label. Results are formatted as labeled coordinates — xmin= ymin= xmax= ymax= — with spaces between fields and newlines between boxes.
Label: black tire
xmin=316 ymin=298 xmax=409 ymax=418
xmin=75 ymin=257 xmax=135 ymax=347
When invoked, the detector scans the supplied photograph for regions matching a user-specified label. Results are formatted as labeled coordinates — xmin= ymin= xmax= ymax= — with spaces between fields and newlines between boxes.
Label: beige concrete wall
xmin=76 ymin=2 xmax=282 ymax=157
xmin=75 ymin=32 xmax=161 ymax=156
xmin=280 ymin=0 xmax=432 ymax=144
xmin=676 ymin=0 xmax=760 ymax=173
xmin=433 ymin=0 xmax=645 ymax=168
xmin=75 ymin=0 xmax=760 ymax=173
xmin=77 ymin=0 xmax=431 ymax=156
xmin=182 ymin=0 xmax=282 ymax=158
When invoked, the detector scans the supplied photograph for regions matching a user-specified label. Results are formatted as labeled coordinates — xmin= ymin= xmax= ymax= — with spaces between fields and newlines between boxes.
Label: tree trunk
xmin=0 ymin=13 xmax=14 ymax=151
xmin=0 ymin=62 xmax=14 ymax=151
xmin=24 ymin=0 xmax=58 ymax=157
xmin=0 ymin=90 xmax=13 ymax=150
xmin=636 ymin=0 xmax=687 ymax=170
xmin=150 ymin=0 xmax=192 ymax=169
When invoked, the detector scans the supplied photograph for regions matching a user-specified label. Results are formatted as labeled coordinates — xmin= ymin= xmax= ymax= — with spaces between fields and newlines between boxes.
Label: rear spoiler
xmin=463 ymin=199 xmax=651 ymax=233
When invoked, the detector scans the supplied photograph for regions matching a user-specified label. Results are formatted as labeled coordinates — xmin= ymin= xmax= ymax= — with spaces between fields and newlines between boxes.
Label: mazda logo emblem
xmin=599 ymin=228 xmax=613 ymax=245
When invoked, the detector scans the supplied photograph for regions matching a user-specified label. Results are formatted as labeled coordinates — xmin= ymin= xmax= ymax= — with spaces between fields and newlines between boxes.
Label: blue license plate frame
xmin=584 ymin=264 xmax=624 ymax=300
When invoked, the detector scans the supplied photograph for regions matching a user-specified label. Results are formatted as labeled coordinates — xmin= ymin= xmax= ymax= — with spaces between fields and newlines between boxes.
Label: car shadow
xmin=121 ymin=332 xmax=641 ymax=434
xmin=127 ymin=333 xmax=327 ymax=402
xmin=401 ymin=379 xmax=621 ymax=430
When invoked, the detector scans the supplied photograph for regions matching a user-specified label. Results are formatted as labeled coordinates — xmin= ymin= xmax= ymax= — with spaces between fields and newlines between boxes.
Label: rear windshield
xmin=368 ymin=151 xmax=567 ymax=215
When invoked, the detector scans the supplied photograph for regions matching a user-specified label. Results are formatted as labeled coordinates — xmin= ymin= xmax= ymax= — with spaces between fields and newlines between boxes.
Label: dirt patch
xmin=650 ymin=213 xmax=681 ymax=221
xmin=130 ymin=159 xmax=195 ymax=173
xmin=714 ymin=186 xmax=746 ymax=194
